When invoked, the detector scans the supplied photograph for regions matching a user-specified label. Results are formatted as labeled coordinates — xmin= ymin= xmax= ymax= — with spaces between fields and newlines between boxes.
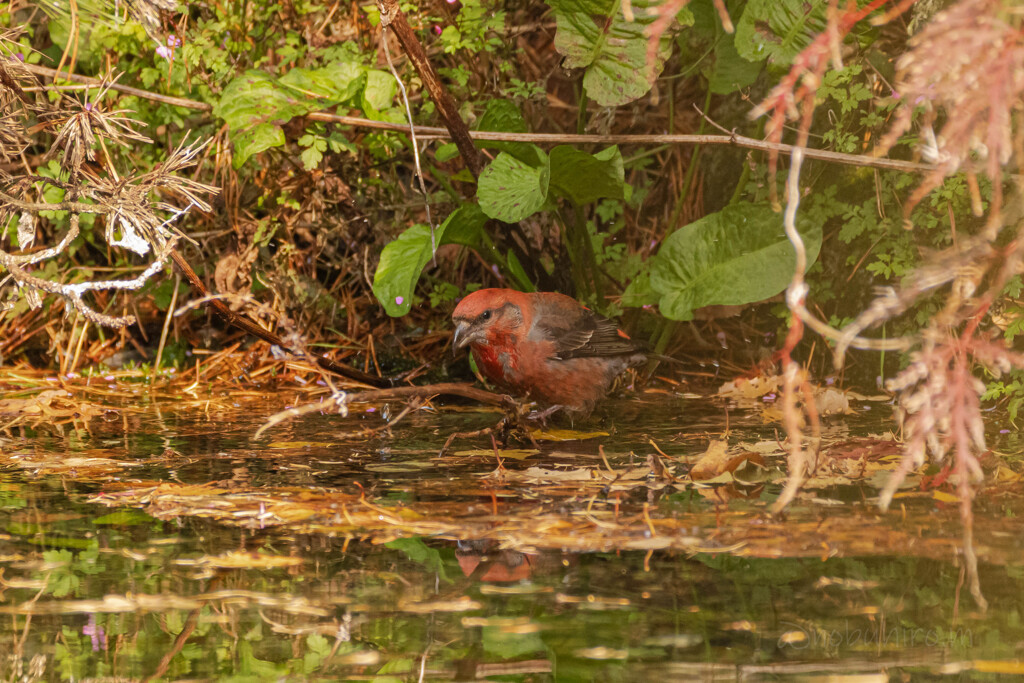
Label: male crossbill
xmin=451 ymin=288 xmax=648 ymax=416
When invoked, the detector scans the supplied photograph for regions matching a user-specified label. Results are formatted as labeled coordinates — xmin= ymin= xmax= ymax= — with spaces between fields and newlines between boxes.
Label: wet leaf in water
xmin=453 ymin=448 xmax=540 ymax=460
xmin=532 ymin=428 xmax=610 ymax=441
xmin=690 ymin=440 xmax=766 ymax=482
xmin=365 ymin=461 xmax=435 ymax=472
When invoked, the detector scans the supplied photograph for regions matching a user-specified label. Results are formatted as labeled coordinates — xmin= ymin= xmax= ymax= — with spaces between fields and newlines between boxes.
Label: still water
xmin=0 ymin=377 xmax=1022 ymax=681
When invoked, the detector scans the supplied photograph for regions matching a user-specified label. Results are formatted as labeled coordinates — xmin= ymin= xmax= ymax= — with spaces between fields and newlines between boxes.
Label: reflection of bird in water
xmin=455 ymin=540 xmax=534 ymax=582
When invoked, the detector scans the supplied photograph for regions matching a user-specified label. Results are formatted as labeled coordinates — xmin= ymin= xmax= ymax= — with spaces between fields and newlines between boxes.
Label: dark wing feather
xmin=534 ymin=301 xmax=645 ymax=360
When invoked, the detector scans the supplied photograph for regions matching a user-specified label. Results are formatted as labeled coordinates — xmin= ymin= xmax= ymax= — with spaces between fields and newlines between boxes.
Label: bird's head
xmin=451 ymin=288 xmax=526 ymax=352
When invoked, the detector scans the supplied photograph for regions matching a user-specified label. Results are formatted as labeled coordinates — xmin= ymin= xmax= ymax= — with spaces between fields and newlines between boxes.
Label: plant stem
xmin=557 ymin=210 xmax=590 ymax=301
xmin=668 ymin=88 xmax=713 ymax=231
xmin=575 ymin=202 xmax=604 ymax=304
xmin=576 ymin=85 xmax=589 ymax=135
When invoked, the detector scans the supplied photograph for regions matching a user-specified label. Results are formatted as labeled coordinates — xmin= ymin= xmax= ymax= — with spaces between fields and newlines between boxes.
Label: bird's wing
xmin=533 ymin=297 xmax=643 ymax=360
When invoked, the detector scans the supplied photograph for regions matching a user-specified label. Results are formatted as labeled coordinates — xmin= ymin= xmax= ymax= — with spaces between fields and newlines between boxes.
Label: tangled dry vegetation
xmin=758 ymin=0 xmax=1024 ymax=610
xmin=0 ymin=29 xmax=214 ymax=328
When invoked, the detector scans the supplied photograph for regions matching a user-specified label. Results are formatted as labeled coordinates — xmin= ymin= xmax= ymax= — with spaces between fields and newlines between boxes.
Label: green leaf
xmin=213 ymin=70 xmax=311 ymax=130
xmin=505 ymin=249 xmax=535 ymax=292
xmin=621 ymin=269 xmax=657 ymax=307
xmin=372 ymin=204 xmax=489 ymax=316
xmin=649 ymin=202 xmax=822 ymax=321
xmin=213 ymin=70 xmax=313 ymax=166
xmin=734 ymin=0 xmax=829 ymax=67
xmin=279 ymin=61 xmax=365 ymax=102
xmin=550 ymin=0 xmax=693 ymax=106
xmin=707 ymin=33 xmax=764 ymax=94
xmin=441 ymin=204 xmax=489 ymax=248
xmin=549 ymin=145 xmax=627 ymax=206
xmin=435 ymin=142 xmax=460 ymax=162
xmin=476 ymin=99 xmax=545 ymax=166
xmin=478 ymin=98 xmax=528 ymax=134
xmin=233 ymin=124 xmax=286 ymax=168
xmin=300 ymin=144 xmax=323 ymax=170
xmin=361 ymin=69 xmax=397 ymax=119
xmin=478 ymin=152 xmax=550 ymax=222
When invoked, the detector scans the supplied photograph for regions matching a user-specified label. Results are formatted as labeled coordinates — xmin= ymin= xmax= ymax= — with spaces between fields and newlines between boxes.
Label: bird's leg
xmin=526 ymin=404 xmax=565 ymax=426
xmin=439 ymin=399 xmax=534 ymax=457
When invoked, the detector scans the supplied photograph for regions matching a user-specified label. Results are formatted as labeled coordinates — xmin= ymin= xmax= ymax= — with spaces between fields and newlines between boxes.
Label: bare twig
xmin=17 ymin=63 xmax=935 ymax=175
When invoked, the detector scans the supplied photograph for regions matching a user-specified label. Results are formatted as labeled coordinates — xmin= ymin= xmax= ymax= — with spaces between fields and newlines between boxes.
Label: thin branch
xmin=18 ymin=64 xmax=935 ymax=174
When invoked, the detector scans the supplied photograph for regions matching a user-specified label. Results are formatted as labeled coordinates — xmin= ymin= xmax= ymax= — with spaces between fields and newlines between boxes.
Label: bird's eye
xmin=480 ymin=310 xmax=492 ymax=321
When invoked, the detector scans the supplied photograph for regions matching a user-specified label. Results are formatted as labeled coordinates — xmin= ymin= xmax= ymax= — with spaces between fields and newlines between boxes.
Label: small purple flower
xmin=84 ymin=101 xmax=93 ymax=111
xmin=649 ymin=240 xmax=658 ymax=249
xmin=15 ymin=52 xmax=24 ymax=62
xmin=156 ymin=45 xmax=173 ymax=60
xmin=642 ymin=304 xmax=652 ymax=309
xmin=1000 ymin=429 xmax=1011 ymax=434
xmin=763 ymin=393 xmax=776 ymax=401
xmin=366 ymin=407 xmax=376 ymax=413
xmin=825 ymin=376 xmax=835 ymax=385
xmin=167 ymin=34 xmax=182 ymax=48
xmin=395 ymin=295 xmax=404 ymax=305
xmin=433 ymin=25 xmax=442 ymax=35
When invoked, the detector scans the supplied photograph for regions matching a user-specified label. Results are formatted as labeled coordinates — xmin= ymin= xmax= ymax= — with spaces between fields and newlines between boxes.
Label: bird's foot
xmin=526 ymin=404 xmax=565 ymax=427
xmin=438 ymin=400 xmax=537 ymax=457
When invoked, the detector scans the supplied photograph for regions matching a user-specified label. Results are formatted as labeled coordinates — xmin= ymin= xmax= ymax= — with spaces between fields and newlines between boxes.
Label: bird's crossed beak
xmin=452 ymin=320 xmax=478 ymax=354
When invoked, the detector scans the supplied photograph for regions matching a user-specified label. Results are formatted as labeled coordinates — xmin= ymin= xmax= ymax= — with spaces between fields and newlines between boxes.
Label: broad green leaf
xmin=441 ymin=203 xmax=489 ymax=248
xmin=372 ymin=204 xmax=488 ymax=316
xmin=213 ymin=70 xmax=312 ymax=166
xmin=683 ymin=1 xmax=764 ymax=95
xmin=649 ymin=202 xmax=822 ymax=321
xmin=435 ymin=142 xmax=460 ymax=162
xmin=476 ymin=99 xmax=544 ymax=166
xmin=621 ymin=269 xmax=657 ymax=307
xmin=707 ymin=33 xmax=764 ymax=94
xmin=213 ymin=70 xmax=310 ymax=130
xmin=550 ymin=0 xmax=694 ymax=106
xmin=362 ymin=69 xmax=398 ymax=119
xmin=477 ymin=152 xmax=550 ymax=222
xmin=232 ymin=124 xmax=286 ymax=168
xmin=478 ymin=98 xmax=528 ymax=134
xmin=734 ymin=0 xmax=829 ymax=67
xmin=279 ymin=61 xmax=364 ymax=102
xmin=549 ymin=145 xmax=627 ymax=206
